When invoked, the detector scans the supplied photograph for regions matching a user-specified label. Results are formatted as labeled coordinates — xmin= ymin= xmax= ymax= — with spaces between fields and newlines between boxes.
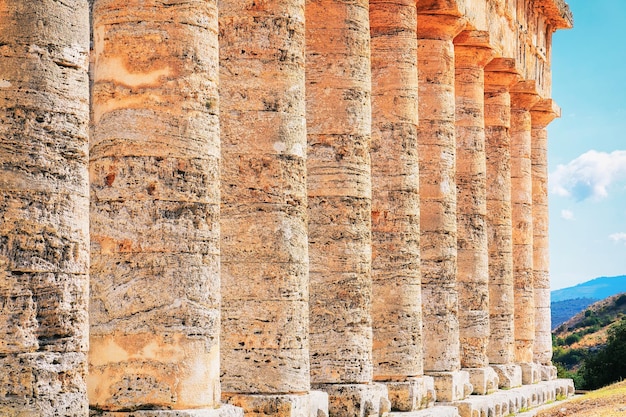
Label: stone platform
xmin=388 ymin=379 xmax=574 ymax=417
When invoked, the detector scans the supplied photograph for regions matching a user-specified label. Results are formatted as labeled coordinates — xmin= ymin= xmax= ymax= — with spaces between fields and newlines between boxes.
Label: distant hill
xmin=551 ymin=297 xmax=598 ymax=330
xmin=552 ymin=292 xmax=626 ymax=389
xmin=551 ymin=275 xmax=626 ymax=302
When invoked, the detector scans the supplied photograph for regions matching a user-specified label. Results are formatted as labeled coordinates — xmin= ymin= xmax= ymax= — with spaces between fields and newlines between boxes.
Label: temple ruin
xmin=0 ymin=0 xmax=574 ymax=416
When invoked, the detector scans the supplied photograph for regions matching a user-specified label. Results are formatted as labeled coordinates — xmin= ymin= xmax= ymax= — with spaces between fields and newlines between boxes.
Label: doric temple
xmin=0 ymin=0 xmax=575 ymax=416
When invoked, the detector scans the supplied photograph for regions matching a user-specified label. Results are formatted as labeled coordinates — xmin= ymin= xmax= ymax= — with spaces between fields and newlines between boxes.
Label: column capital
xmin=417 ymin=13 xmax=466 ymax=40
xmin=531 ymin=98 xmax=561 ymax=128
xmin=454 ymin=30 xmax=496 ymax=68
xmin=484 ymin=58 xmax=521 ymax=92
xmin=511 ymin=80 xmax=541 ymax=111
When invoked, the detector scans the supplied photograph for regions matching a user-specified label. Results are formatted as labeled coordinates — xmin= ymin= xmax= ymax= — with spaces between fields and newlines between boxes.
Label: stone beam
xmin=534 ymin=0 xmax=574 ymax=30
xmin=454 ymin=30 xmax=499 ymax=396
xmin=510 ymin=79 xmax=541 ymax=386
xmin=219 ymin=1 xmax=323 ymax=416
xmin=306 ymin=1 xmax=389 ymax=415
xmin=370 ymin=0 xmax=435 ymax=410
xmin=531 ymin=98 xmax=561 ymax=382
xmin=89 ymin=1 xmax=224 ymax=413
xmin=484 ymin=58 xmax=523 ymax=389
xmin=417 ymin=12 xmax=472 ymax=403
xmin=0 ymin=1 xmax=90 ymax=414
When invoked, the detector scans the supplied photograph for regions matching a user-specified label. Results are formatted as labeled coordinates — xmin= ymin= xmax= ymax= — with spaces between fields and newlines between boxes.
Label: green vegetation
xmin=552 ymin=293 xmax=626 ymax=390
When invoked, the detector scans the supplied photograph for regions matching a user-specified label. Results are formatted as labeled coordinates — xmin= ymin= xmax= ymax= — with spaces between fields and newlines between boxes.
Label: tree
xmin=581 ymin=318 xmax=626 ymax=389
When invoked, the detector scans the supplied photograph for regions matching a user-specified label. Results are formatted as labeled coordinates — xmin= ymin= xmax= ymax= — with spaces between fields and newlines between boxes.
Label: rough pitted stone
xmin=370 ymin=0 xmax=425 ymax=400
xmin=531 ymin=99 xmax=561 ymax=370
xmin=306 ymin=0 xmax=375 ymax=386
xmin=0 ymin=0 xmax=90 ymax=415
xmin=484 ymin=59 xmax=520 ymax=374
xmin=89 ymin=0 xmax=222 ymax=411
xmin=454 ymin=31 xmax=496 ymax=395
xmin=510 ymin=80 xmax=541 ymax=367
xmin=1 ymin=1 xmax=575 ymax=415
xmin=219 ymin=0 xmax=312 ymax=403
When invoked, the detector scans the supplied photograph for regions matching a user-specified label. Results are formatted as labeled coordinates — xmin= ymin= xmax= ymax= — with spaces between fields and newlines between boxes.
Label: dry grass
xmin=535 ymin=380 xmax=626 ymax=417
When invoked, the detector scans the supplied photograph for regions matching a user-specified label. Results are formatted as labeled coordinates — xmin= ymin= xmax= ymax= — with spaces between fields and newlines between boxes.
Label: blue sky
xmin=548 ymin=0 xmax=626 ymax=289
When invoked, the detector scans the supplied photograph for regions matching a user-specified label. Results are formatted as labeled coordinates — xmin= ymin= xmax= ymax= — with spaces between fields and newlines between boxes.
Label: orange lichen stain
xmin=105 ymin=172 xmax=115 ymax=187
xmin=96 ymin=56 xmax=171 ymax=88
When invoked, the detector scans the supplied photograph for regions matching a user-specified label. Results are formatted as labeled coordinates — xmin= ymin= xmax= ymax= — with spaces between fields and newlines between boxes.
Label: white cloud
xmin=609 ymin=232 xmax=626 ymax=245
xmin=560 ymin=209 xmax=575 ymax=220
xmin=550 ymin=150 xmax=626 ymax=201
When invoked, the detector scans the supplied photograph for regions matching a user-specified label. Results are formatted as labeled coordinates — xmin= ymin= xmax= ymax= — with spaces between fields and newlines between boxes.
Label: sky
xmin=548 ymin=0 xmax=626 ymax=290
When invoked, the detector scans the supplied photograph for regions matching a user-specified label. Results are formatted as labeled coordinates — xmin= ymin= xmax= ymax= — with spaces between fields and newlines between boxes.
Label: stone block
xmin=540 ymin=365 xmax=557 ymax=381
xmin=383 ymin=376 xmax=435 ymax=411
xmin=520 ymin=362 xmax=541 ymax=385
xmin=428 ymin=371 xmax=472 ymax=402
xmin=90 ymin=405 xmax=243 ymax=417
xmin=490 ymin=364 xmax=522 ymax=389
xmin=223 ymin=394 xmax=321 ymax=417
xmin=388 ymin=406 xmax=459 ymax=417
xmin=313 ymin=383 xmax=389 ymax=417
xmin=465 ymin=367 xmax=499 ymax=395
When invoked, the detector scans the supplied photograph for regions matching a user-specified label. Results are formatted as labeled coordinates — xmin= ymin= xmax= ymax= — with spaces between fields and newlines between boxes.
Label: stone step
xmin=388 ymin=406 xmax=460 ymax=417
xmin=387 ymin=379 xmax=574 ymax=417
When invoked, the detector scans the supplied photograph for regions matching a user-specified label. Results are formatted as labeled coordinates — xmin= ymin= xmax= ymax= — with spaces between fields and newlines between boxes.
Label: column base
xmin=312 ymin=383 xmax=389 ymax=417
xmin=378 ymin=376 xmax=435 ymax=411
xmin=490 ymin=364 xmax=522 ymax=389
xmin=464 ymin=367 xmax=499 ymax=395
xmin=519 ymin=362 xmax=542 ymax=385
xmin=222 ymin=393 xmax=328 ymax=417
xmin=90 ymin=405 xmax=243 ymax=417
xmin=427 ymin=371 xmax=472 ymax=402
xmin=539 ymin=364 xmax=558 ymax=381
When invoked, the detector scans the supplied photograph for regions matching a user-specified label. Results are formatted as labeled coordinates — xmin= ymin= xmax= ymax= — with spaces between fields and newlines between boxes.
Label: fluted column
xmin=0 ymin=2 xmax=90 ymax=415
xmin=510 ymin=80 xmax=541 ymax=385
xmin=219 ymin=2 xmax=326 ymax=416
xmin=484 ymin=58 xmax=522 ymax=389
xmin=531 ymin=99 xmax=560 ymax=382
xmin=306 ymin=1 xmax=388 ymax=415
xmin=89 ymin=1 xmax=225 ymax=412
xmin=370 ymin=0 xmax=434 ymax=410
xmin=453 ymin=30 xmax=498 ymax=395
xmin=416 ymin=12 xmax=471 ymax=402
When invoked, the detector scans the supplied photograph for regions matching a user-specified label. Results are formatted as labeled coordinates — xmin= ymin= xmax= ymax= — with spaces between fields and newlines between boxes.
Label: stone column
xmin=531 ymin=99 xmax=560 ymax=382
xmin=484 ymin=58 xmax=522 ymax=389
xmin=219 ymin=2 xmax=327 ymax=416
xmin=510 ymin=80 xmax=541 ymax=385
xmin=370 ymin=0 xmax=434 ymax=411
xmin=0 ymin=2 xmax=90 ymax=415
xmin=89 ymin=2 xmax=231 ymax=414
xmin=416 ymin=12 xmax=472 ymax=402
xmin=453 ymin=30 xmax=499 ymax=395
xmin=306 ymin=1 xmax=389 ymax=415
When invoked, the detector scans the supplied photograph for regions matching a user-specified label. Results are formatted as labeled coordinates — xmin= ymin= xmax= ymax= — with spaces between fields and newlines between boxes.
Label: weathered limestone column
xmin=370 ymin=0 xmax=435 ymax=410
xmin=453 ymin=30 xmax=499 ymax=395
xmin=416 ymin=11 xmax=472 ymax=402
xmin=0 ymin=2 xmax=90 ymax=415
xmin=219 ymin=2 xmax=327 ymax=417
xmin=89 ymin=2 xmax=233 ymax=415
xmin=510 ymin=80 xmax=541 ymax=385
xmin=531 ymin=99 xmax=560 ymax=382
xmin=306 ymin=1 xmax=389 ymax=415
xmin=484 ymin=58 xmax=522 ymax=389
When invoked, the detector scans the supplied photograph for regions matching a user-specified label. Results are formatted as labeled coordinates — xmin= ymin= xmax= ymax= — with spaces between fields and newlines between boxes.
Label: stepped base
xmin=90 ymin=405 xmax=243 ymax=417
xmin=388 ymin=406 xmax=459 ymax=417
xmin=448 ymin=379 xmax=575 ymax=417
xmin=223 ymin=393 xmax=328 ymax=417
xmin=313 ymin=383 xmax=389 ymax=417
xmin=379 ymin=376 xmax=436 ymax=411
